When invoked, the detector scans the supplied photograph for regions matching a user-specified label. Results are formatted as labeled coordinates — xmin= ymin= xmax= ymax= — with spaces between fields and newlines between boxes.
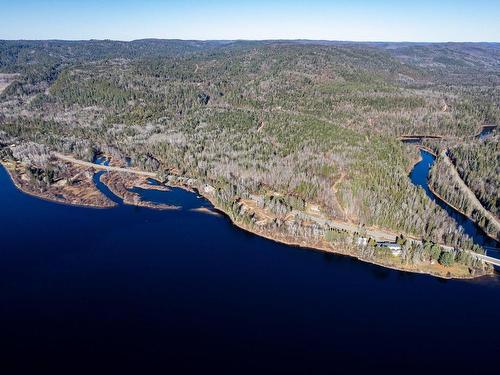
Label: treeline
xmin=448 ymin=135 xmax=499 ymax=218
xmin=429 ymin=155 xmax=499 ymax=240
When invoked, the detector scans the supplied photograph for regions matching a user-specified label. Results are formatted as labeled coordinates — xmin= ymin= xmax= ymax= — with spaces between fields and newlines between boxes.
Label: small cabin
xmin=356 ymin=237 xmax=368 ymax=246
xmin=376 ymin=242 xmax=402 ymax=256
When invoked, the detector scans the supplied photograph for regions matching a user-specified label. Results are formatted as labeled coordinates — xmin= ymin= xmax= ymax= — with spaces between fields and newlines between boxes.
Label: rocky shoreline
xmin=158 ymin=170 xmax=494 ymax=280
xmin=199 ymin=192 xmax=493 ymax=280
xmin=0 ymin=153 xmax=494 ymax=280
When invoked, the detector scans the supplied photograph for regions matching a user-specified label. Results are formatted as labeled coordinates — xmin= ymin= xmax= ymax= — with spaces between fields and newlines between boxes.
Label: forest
xmin=0 ymin=40 xmax=498 ymax=254
xmin=448 ymin=134 xmax=499 ymax=217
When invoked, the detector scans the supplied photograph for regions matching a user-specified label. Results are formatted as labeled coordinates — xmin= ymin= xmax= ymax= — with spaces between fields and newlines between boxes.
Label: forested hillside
xmin=1 ymin=40 xmax=498 ymax=250
xmin=448 ymin=134 xmax=499 ymax=218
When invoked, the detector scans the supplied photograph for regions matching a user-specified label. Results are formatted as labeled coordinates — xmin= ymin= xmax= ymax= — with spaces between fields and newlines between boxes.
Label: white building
xmin=377 ymin=242 xmax=402 ymax=256
xmin=356 ymin=237 xmax=368 ymax=246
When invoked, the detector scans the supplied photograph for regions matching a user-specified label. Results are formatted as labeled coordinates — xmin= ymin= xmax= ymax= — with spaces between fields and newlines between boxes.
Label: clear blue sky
xmin=1 ymin=0 xmax=499 ymax=42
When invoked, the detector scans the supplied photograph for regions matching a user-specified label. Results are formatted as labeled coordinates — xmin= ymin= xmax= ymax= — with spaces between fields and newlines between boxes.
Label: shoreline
xmin=416 ymin=147 xmax=500 ymax=243
xmin=0 ymin=161 xmax=117 ymax=210
xmin=428 ymin=182 xmax=499 ymax=243
xmin=199 ymin=190 xmax=491 ymax=280
xmin=0 ymin=159 xmax=493 ymax=280
xmin=409 ymin=146 xmax=499 ymax=243
xmin=98 ymin=172 xmax=182 ymax=211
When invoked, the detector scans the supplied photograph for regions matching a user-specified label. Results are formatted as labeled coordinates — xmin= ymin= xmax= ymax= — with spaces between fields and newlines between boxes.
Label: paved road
xmin=56 ymin=152 xmax=499 ymax=268
xmin=441 ymin=150 xmax=500 ymax=232
xmin=54 ymin=152 xmax=157 ymax=177
xmin=475 ymin=253 xmax=500 ymax=267
xmin=297 ymin=210 xmax=500 ymax=266
xmin=294 ymin=209 xmax=398 ymax=242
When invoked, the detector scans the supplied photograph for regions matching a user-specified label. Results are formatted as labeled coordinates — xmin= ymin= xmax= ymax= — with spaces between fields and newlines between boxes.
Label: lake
xmin=0 ymin=165 xmax=499 ymax=374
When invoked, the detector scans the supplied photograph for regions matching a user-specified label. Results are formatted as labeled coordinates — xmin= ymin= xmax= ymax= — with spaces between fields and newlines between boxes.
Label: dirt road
xmin=53 ymin=152 xmax=157 ymax=177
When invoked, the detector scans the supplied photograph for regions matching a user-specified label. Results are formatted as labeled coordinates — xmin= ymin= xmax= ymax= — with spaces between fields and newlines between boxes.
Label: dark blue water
xmin=92 ymin=171 xmax=123 ymax=204
xmin=93 ymin=155 xmax=110 ymax=166
xmin=478 ymin=126 xmax=496 ymax=140
xmin=1 ymin=165 xmax=499 ymax=374
xmin=92 ymin=157 xmax=209 ymax=209
xmin=93 ymin=168 xmax=210 ymax=209
xmin=409 ymin=150 xmax=499 ymax=254
xmin=128 ymin=185 xmax=211 ymax=209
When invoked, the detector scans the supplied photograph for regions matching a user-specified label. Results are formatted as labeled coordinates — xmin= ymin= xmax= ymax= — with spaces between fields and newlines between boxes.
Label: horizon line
xmin=1 ymin=38 xmax=499 ymax=44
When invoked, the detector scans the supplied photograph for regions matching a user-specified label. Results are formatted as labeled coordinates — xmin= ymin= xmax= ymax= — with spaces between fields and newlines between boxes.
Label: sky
xmin=1 ymin=0 xmax=499 ymax=42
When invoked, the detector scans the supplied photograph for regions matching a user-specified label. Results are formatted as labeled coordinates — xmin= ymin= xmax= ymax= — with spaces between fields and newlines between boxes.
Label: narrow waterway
xmin=92 ymin=171 xmax=123 ymax=204
xmin=408 ymin=149 xmax=499 ymax=256
xmin=92 ymin=158 xmax=212 ymax=209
